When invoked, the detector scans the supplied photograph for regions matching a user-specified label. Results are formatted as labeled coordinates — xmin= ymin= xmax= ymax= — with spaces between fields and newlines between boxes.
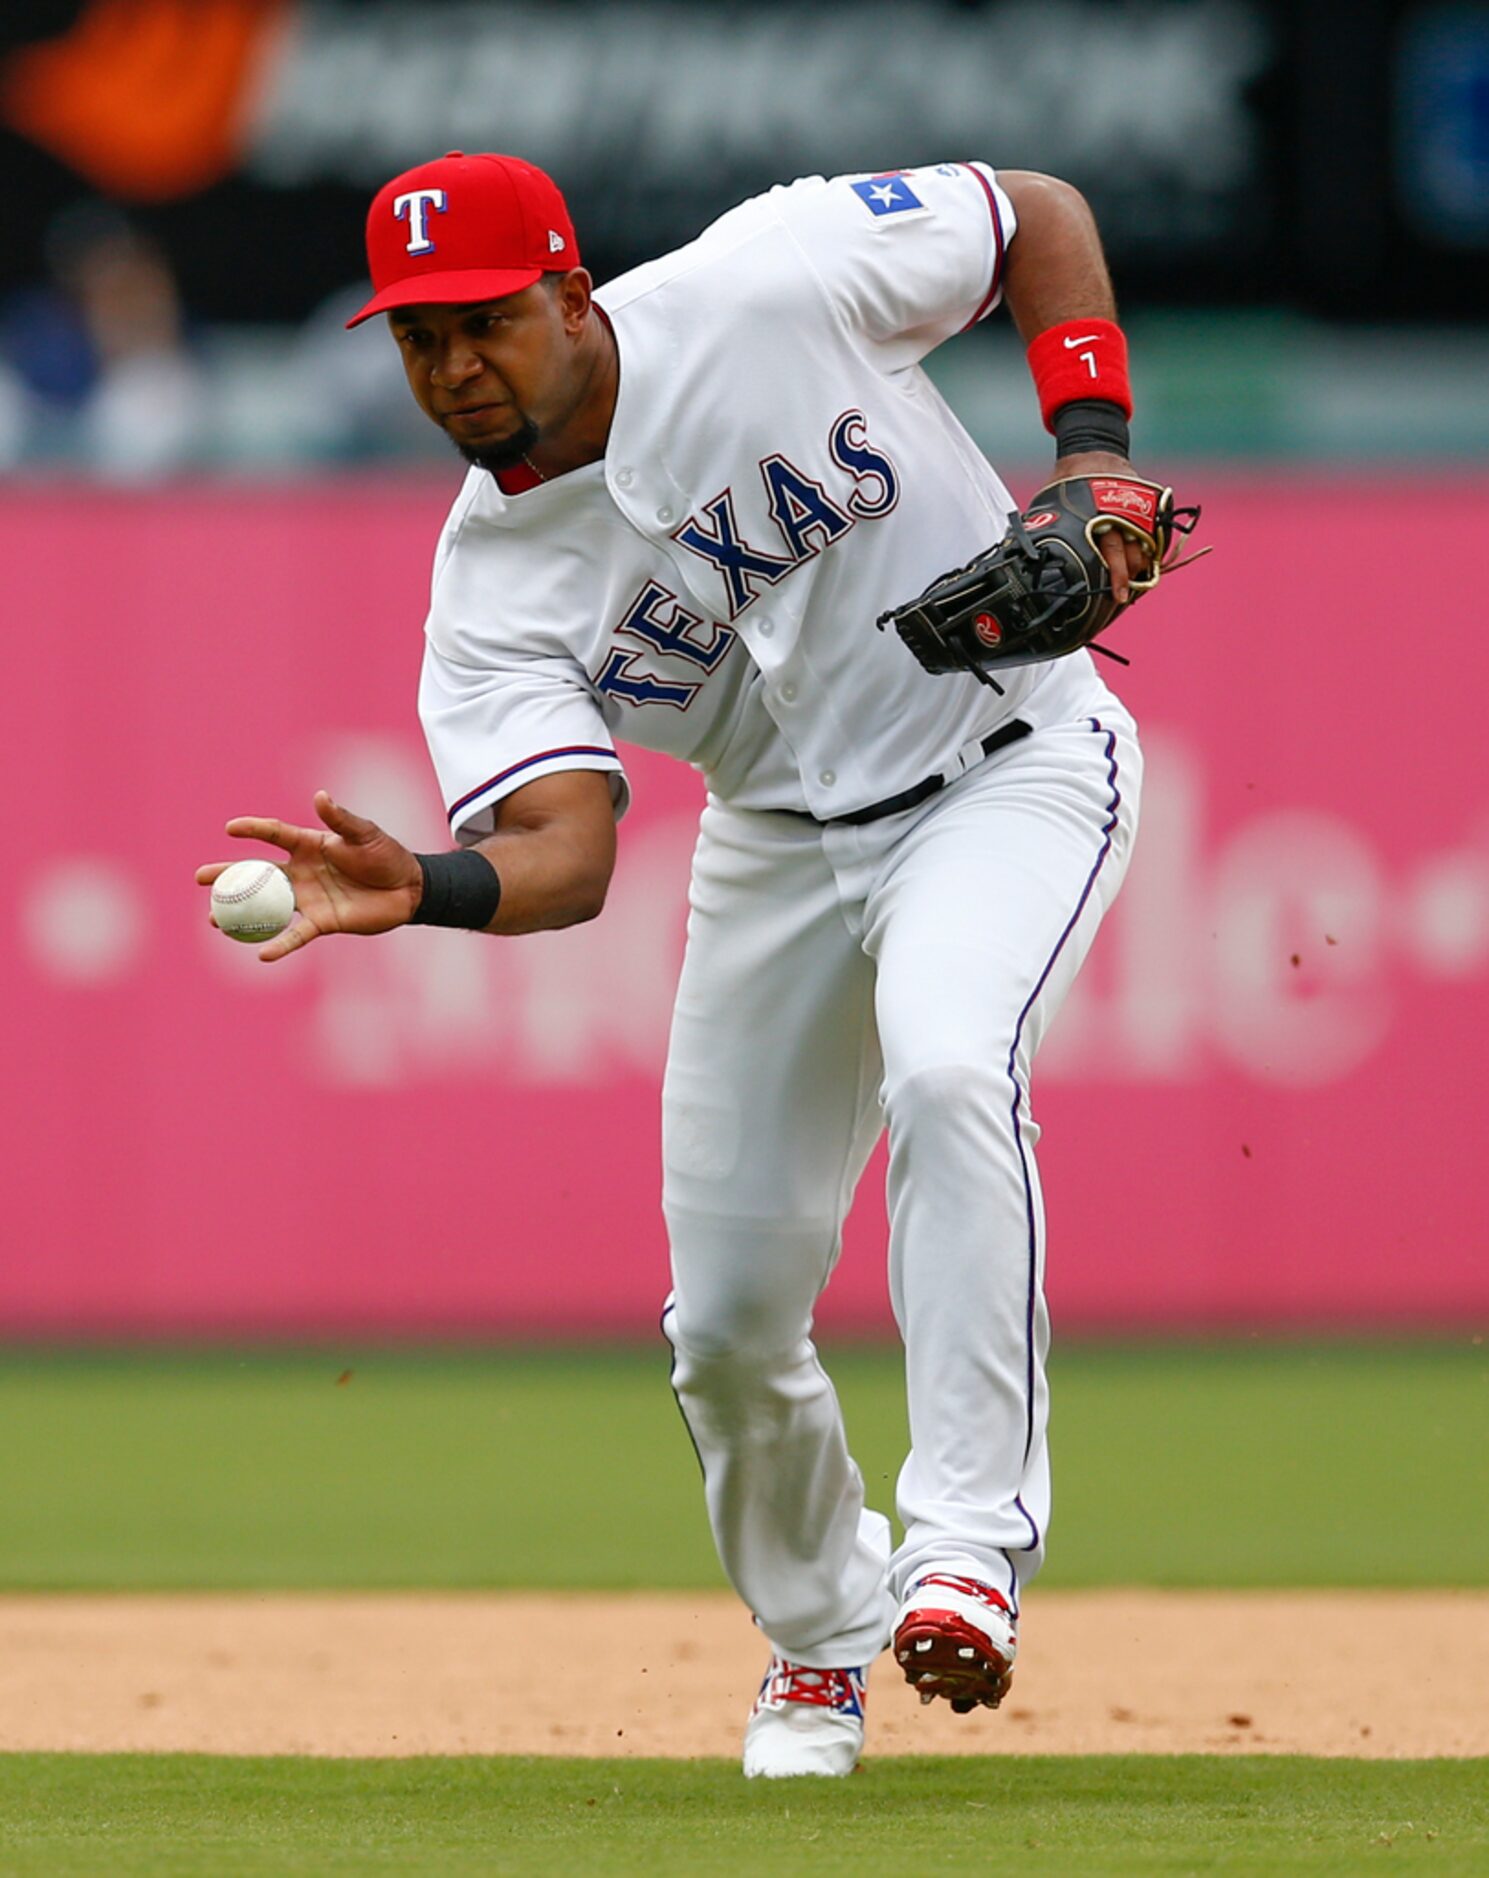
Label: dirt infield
xmin=2 ymin=1591 xmax=1485 ymax=1760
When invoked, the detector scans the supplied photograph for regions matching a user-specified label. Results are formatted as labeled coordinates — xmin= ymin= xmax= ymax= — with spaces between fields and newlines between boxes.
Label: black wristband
xmin=409 ymin=849 xmax=503 ymax=930
xmin=1052 ymin=398 xmax=1131 ymax=461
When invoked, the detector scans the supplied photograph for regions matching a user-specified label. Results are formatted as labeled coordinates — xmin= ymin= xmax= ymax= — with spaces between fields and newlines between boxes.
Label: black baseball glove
xmin=879 ymin=474 xmax=1203 ymax=686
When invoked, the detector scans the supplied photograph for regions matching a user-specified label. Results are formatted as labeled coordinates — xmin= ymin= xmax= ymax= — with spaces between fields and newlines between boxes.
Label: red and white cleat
xmin=742 ymin=1657 xmax=868 ymax=1777
xmin=892 ymin=1571 xmax=1018 ymax=1714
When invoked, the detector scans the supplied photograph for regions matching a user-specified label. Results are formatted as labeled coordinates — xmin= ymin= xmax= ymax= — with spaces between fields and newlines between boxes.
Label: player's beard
xmin=450 ymin=414 xmax=541 ymax=475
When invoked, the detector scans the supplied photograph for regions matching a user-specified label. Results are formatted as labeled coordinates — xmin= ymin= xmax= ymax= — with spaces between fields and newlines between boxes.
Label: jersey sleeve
xmin=771 ymin=162 xmax=1017 ymax=371
xmin=418 ymin=639 xmax=630 ymax=844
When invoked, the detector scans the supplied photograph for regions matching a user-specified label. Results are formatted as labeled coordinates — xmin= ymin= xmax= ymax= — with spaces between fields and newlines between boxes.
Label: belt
xmin=806 ymin=718 xmax=1032 ymax=828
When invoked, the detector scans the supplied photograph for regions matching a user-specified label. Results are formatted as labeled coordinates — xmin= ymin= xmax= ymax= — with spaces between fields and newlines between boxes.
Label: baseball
xmin=211 ymin=859 xmax=296 ymax=943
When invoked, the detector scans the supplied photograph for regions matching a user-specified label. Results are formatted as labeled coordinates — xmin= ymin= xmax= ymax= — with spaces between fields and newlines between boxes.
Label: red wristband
xmin=1026 ymin=319 xmax=1132 ymax=432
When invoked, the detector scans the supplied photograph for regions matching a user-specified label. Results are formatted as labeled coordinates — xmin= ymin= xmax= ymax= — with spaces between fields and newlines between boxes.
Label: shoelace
xmin=762 ymin=1661 xmax=863 ymax=1711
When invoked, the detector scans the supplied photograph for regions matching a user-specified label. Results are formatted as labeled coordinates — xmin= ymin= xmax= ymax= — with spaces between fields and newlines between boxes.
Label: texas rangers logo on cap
xmin=393 ymin=187 xmax=447 ymax=255
xmin=347 ymin=151 xmax=580 ymax=327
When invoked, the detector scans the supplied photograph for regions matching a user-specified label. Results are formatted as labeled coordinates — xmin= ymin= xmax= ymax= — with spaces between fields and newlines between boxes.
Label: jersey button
xmin=819 ymin=769 xmax=836 ymax=788
xmin=757 ymin=617 xmax=774 ymax=637
xmin=656 ymin=505 xmax=674 ymax=524
xmin=780 ymin=682 xmax=798 ymax=703
xmin=615 ymin=468 xmax=635 ymax=489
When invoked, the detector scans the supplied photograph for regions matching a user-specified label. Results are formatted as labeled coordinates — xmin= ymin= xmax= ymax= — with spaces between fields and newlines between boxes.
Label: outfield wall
xmin=4 ymin=475 xmax=1485 ymax=1334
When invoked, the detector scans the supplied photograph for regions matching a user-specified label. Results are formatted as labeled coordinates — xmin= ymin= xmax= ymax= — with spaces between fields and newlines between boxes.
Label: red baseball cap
xmin=346 ymin=151 xmax=579 ymax=328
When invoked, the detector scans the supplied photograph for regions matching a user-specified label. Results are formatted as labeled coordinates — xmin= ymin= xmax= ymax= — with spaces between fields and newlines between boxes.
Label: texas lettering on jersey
xmin=597 ymin=580 xmax=733 ymax=710
xmin=597 ymin=410 xmax=899 ymax=711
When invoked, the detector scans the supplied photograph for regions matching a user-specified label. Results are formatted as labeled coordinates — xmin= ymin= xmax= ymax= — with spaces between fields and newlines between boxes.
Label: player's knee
xmin=663 ymin=1214 xmax=833 ymax=1362
xmin=668 ymin=1330 xmax=818 ymax=1434
xmin=665 ymin=1285 xmax=802 ymax=1366
xmin=883 ymin=1061 xmax=1031 ymax=1166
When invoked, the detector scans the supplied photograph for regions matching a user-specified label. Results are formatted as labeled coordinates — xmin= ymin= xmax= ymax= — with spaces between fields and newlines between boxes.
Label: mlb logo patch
xmin=850 ymin=175 xmax=923 ymax=216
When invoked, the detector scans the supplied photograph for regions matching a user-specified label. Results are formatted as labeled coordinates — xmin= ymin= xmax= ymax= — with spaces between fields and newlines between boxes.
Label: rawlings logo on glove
xmin=878 ymin=474 xmax=1206 ymax=688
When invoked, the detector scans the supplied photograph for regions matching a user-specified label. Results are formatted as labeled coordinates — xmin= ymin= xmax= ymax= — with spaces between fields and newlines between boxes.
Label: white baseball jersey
xmin=418 ymin=161 xmax=1093 ymax=839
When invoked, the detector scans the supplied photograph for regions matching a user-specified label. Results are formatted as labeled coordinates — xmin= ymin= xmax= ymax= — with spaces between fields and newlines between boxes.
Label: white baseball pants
xmin=660 ymin=682 xmax=1140 ymax=1669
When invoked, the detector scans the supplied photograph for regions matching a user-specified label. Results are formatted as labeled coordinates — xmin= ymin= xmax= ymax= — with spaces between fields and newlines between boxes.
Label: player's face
xmin=387 ymin=276 xmax=591 ymax=469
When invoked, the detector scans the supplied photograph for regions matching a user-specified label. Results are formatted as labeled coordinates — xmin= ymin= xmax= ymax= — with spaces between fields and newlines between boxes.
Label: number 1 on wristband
xmin=1027 ymin=318 xmax=1132 ymax=432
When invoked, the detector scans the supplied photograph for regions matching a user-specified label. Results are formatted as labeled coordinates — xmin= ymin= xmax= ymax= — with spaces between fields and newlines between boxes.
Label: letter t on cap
xmin=393 ymin=188 xmax=448 ymax=255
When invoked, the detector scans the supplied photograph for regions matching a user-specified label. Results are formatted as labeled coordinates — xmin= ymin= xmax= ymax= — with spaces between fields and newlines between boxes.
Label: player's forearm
xmin=411 ymin=770 xmax=617 ymax=937
xmin=467 ymin=821 xmax=614 ymax=934
xmin=997 ymin=172 xmax=1117 ymax=343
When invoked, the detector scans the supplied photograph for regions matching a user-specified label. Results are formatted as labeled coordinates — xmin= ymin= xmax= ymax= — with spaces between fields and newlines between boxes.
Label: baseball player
xmin=200 ymin=150 xmax=1188 ymax=1776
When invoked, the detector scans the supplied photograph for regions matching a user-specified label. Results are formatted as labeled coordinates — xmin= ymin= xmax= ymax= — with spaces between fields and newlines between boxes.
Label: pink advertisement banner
xmin=4 ymin=475 xmax=1486 ymax=1335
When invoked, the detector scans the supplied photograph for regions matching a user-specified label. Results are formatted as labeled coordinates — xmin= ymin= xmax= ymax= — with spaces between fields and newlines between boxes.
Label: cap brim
xmin=345 ymin=265 xmax=546 ymax=328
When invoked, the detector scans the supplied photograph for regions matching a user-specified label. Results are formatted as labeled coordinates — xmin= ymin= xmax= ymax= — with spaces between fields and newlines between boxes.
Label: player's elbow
xmin=999 ymin=171 xmax=1096 ymax=230
xmin=531 ymin=844 xmax=615 ymax=930
xmin=557 ymin=873 xmax=610 ymax=928
xmin=560 ymin=825 xmax=617 ymax=926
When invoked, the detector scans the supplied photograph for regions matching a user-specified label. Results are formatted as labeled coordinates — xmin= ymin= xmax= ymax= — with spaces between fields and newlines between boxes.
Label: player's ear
xmin=551 ymin=267 xmax=593 ymax=334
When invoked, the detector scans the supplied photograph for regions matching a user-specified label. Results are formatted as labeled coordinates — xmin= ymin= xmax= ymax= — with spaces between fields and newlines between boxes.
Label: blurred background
xmin=3 ymin=0 xmax=1487 ymax=1370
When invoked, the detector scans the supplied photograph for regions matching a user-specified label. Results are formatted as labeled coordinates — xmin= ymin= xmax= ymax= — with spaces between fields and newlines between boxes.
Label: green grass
xmin=0 ymin=1755 xmax=1484 ymax=1876
xmin=0 ymin=1342 xmax=1483 ymax=1589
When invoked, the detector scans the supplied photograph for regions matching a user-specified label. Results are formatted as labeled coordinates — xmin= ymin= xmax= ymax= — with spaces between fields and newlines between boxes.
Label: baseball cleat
xmin=741 ymin=1656 xmax=867 ymax=1778
xmin=892 ymin=1570 xmax=1018 ymax=1713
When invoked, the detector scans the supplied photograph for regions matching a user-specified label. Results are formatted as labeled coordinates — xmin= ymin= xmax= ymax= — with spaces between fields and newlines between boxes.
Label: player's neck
xmin=525 ymin=306 xmax=619 ymax=481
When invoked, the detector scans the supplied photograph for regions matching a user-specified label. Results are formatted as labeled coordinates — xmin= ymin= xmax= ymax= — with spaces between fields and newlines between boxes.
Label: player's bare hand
xmin=1050 ymin=451 xmax=1155 ymax=605
xmin=196 ymin=791 xmax=422 ymax=961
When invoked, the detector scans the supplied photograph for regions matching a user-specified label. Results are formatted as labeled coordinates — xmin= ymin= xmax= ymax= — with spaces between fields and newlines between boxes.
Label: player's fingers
xmin=1095 ymin=527 xmax=1130 ymax=605
xmin=255 ymin=912 xmax=319 ymax=964
xmin=196 ymin=862 xmax=232 ymax=885
xmin=313 ymin=790 xmax=381 ymax=843
xmin=224 ymin=816 xmax=303 ymax=851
